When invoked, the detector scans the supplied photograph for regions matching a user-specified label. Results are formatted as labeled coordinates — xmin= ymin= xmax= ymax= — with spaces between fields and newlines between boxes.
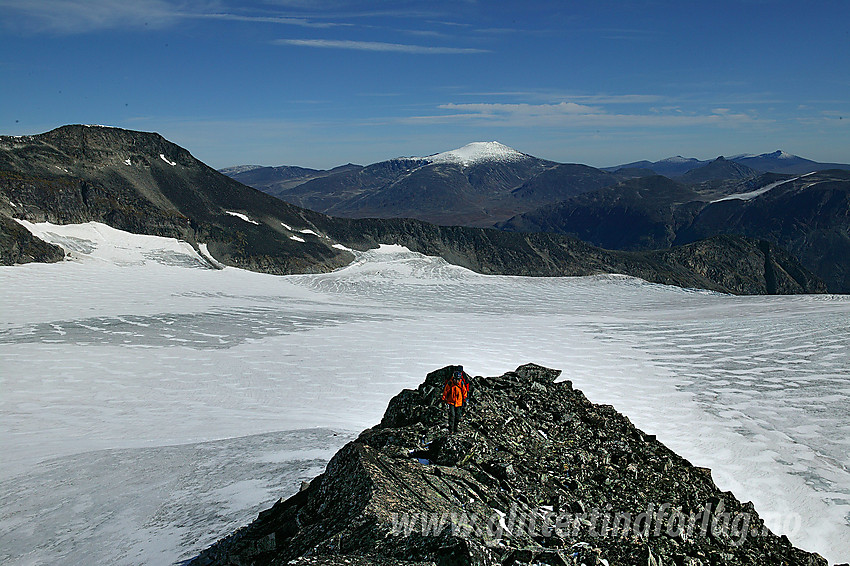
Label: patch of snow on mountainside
xmin=225 ymin=211 xmax=259 ymax=225
xmin=425 ymin=141 xmax=527 ymax=166
xmin=219 ymin=165 xmax=265 ymax=175
xmin=712 ymin=177 xmax=800 ymax=202
xmin=769 ymin=150 xmax=797 ymax=160
xmin=13 ymin=220 xmax=210 ymax=268
xmin=198 ymin=243 xmax=226 ymax=269
xmin=712 ymin=171 xmax=816 ymax=203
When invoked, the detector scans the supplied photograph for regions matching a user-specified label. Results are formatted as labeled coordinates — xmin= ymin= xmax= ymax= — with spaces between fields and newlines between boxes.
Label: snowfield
xmin=423 ymin=141 xmax=527 ymax=166
xmin=1 ymin=222 xmax=849 ymax=565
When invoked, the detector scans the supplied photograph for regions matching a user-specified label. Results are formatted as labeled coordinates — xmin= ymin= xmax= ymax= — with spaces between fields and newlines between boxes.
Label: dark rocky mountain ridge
xmin=0 ymin=125 xmax=826 ymax=295
xmin=497 ymin=175 xmax=704 ymax=251
xmin=0 ymin=125 xmax=352 ymax=274
xmin=221 ymin=147 xmax=846 ymax=288
xmin=223 ymin=144 xmax=635 ymax=228
xmin=605 ymin=156 xmax=708 ymax=178
xmin=320 ymin=218 xmax=825 ymax=295
xmin=255 ymin=149 xmax=560 ymax=227
xmin=605 ymin=151 xmax=850 ymax=177
xmin=676 ymin=170 xmax=850 ymax=293
xmin=499 ymin=171 xmax=850 ymax=293
xmin=190 ymin=364 xmax=828 ymax=566
xmin=678 ymin=157 xmax=761 ymax=184
xmin=222 ymin=163 xmax=363 ymax=195
xmin=733 ymin=151 xmax=850 ymax=176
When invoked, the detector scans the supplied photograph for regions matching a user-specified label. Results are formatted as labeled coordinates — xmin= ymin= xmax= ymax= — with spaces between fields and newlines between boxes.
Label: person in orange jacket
xmin=442 ymin=366 xmax=470 ymax=434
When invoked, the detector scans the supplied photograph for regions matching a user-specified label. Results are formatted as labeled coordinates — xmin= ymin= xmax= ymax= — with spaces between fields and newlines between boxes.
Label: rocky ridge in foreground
xmin=190 ymin=364 xmax=826 ymax=566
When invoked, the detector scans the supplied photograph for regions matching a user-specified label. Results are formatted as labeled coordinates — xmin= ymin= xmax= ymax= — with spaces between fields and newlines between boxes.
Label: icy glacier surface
xmin=1 ymin=222 xmax=849 ymax=564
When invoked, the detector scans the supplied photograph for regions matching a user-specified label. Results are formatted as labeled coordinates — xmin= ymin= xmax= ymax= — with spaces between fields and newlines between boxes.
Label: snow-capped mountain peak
xmin=763 ymin=150 xmax=796 ymax=160
xmin=658 ymin=155 xmax=698 ymax=163
xmin=425 ymin=141 xmax=527 ymax=166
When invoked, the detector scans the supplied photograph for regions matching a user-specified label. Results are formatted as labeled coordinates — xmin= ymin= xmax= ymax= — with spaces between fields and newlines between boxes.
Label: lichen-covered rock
xmin=190 ymin=364 xmax=827 ymax=566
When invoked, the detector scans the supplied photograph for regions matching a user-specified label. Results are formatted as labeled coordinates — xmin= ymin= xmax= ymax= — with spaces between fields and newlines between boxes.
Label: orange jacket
xmin=442 ymin=374 xmax=469 ymax=407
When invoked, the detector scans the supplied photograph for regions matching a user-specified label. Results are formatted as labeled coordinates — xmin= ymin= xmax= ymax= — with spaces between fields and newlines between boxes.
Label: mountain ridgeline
xmin=242 ymin=143 xmax=565 ymax=227
xmin=224 ymin=143 xmax=848 ymax=292
xmin=224 ymin=145 xmax=848 ymax=230
xmin=498 ymin=171 xmax=850 ymax=293
xmin=190 ymin=364 xmax=828 ymax=566
xmin=0 ymin=126 xmax=828 ymax=295
xmin=0 ymin=125 xmax=351 ymax=274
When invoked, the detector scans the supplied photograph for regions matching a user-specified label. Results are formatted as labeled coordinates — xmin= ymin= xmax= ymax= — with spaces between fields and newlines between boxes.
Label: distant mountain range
xmin=223 ymin=145 xmax=848 ymax=229
xmin=0 ymin=126 xmax=827 ymax=295
xmin=218 ymin=163 xmax=361 ymax=193
xmin=222 ymin=144 xmax=849 ymax=292
xmin=223 ymin=142 xmax=657 ymax=227
xmin=605 ymin=150 xmax=850 ymax=177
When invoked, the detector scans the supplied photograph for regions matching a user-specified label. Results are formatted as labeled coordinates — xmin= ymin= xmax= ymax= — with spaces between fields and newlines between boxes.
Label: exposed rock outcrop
xmin=499 ymin=171 xmax=850 ymax=293
xmin=0 ymin=214 xmax=64 ymax=265
xmin=0 ymin=125 xmax=353 ymax=274
xmin=190 ymin=365 xmax=826 ymax=566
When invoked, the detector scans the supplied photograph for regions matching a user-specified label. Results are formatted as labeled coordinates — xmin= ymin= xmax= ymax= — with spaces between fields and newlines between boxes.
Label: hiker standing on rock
xmin=442 ymin=366 xmax=470 ymax=434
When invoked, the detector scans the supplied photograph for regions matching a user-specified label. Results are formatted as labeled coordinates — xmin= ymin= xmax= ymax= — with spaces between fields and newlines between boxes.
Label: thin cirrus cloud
xmin=0 ymin=0 xmax=179 ymax=32
xmin=441 ymin=101 xmax=603 ymax=115
xmin=186 ymin=13 xmax=347 ymax=29
xmin=400 ymin=101 xmax=762 ymax=129
xmin=454 ymin=91 xmax=669 ymax=105
xmin=0 ymin=0 xmax=344 ymax=32
xmin=273 ymin=38 xmax=490 ymax=54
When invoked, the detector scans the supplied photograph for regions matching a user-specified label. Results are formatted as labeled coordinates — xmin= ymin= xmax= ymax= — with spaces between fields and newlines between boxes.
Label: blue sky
xmin=1 ymin=0 xmax=848 ymax=169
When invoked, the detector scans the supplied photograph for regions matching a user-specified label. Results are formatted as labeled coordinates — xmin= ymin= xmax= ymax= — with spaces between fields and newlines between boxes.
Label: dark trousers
xmin=447 ymin=404 xmax=463 ymax=433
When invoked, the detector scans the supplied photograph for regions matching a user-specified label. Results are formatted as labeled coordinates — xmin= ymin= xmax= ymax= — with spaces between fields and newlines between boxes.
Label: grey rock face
xmin=0 ymin=214 xmax=64 ymax=265
xmin=0 ymin=125 xmax=353 ymax=274
xmin=190 ymin=364 xmax=827 ymax=566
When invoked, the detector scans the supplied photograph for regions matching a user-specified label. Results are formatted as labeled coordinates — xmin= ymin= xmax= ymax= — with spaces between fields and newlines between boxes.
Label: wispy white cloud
xmin=401 ymin=100 xmax=763 ymax=129
xmin=570 ymin=94 xmax=668 ymax=104
xmin=0 ymin=0 xmax=348 ymax=33
xmin=273 ymin=38 xmax=489 ymax=54
xmin=456 ymin=92 xmax=669 ymax=105
xmin=473 ymin=27 xmax=523 ymax=34
xmin=427 ymin=20 xmax=472 ymax=28
xmin=439 ymin=101 xmax=602 ymax=115
xmin=399 ymin=29 xmax=451 ymax=38
xmin=0 ymin=0 xmax=181 ymax=32
xmin=185 ymin=12 xmax=347 ymax=29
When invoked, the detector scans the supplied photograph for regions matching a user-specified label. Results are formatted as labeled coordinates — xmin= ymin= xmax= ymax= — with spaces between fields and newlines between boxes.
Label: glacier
xmin=1 ymin=222 xmax=848 ymax=564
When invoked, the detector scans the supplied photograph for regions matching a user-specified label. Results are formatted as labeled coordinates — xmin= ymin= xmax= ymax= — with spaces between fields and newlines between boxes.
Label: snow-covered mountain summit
xmin=657 ymin=155 xmax=701 ymax=164
xmin=731 ymin=150 xmax=798 ymax=160
xmin=423 ymin=141 xmax=528 ymax=166
xmin=762 ymin=150 xmax=796 ymax=160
